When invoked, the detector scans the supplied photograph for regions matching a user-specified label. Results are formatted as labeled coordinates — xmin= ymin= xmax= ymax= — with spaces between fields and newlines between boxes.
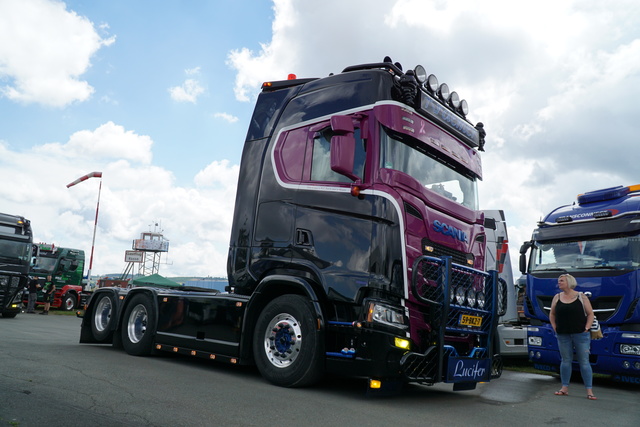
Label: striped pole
xmin=67 ymin=172 xmax=103 ymax=288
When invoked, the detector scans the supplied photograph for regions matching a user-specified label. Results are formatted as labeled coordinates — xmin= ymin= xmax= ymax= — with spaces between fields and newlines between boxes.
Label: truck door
xmin=272 ymin=117 xmax=372 ymax=302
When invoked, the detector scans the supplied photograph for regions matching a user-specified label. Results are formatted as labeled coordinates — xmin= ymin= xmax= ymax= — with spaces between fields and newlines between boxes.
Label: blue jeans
xmin=556 ymin=332 xmax=593 ymax=388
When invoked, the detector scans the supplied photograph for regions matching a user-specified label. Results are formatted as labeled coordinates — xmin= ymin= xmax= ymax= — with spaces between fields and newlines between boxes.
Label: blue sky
xmin=1 ymin=0 xmax=639 ymax=278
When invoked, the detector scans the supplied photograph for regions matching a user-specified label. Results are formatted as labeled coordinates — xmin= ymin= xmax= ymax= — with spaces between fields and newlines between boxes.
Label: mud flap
xmin=453 ymin=382 xmax=477 ymax=391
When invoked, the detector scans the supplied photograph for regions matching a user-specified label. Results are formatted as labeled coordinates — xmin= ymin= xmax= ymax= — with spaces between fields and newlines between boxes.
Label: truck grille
xmin=0 ymin=274 xmax=22 ymax=306
xmin=421 ymin=239 xmax=470 ymax=266
xmin=536 ymin=295 xmax=622 ymax=322
xmin=412 ymin=256 xmax=496 ymax=335
xmin=406 ymin=255 xmax=501 ymax=383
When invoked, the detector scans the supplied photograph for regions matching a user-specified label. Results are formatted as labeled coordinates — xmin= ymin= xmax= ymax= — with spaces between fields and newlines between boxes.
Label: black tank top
xmin=555 ymin=297 xmax=587 ymax=334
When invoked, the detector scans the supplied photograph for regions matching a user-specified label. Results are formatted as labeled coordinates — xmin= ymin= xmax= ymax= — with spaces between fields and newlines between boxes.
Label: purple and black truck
xmin=79 ymin=58 xmax=505 ymax=393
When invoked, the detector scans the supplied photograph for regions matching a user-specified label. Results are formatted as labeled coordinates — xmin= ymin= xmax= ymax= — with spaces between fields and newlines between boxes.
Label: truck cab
xmin=27 ymin=244 xmax=85 ymax=311
xmin=81 ymin=58 xmax=504 ymax=392
xmin=0 ymin=213 xmax=32 ymax=318
xmin=521 ymin=185 xmax=640 ymax=383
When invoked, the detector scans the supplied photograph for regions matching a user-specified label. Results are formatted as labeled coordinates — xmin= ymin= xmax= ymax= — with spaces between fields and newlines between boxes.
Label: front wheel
xmin=121 ymin=294 xmax=156 ymax=356
xmin=61 ymin=293 xmax=77 ymax=311
xmin=253 ymin=294 xmax=324 ymax=387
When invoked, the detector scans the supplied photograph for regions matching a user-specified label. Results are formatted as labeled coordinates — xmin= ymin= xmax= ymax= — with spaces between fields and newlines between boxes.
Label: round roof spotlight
xmin=414 ymin=65 xmax=427 ymax=84
xmin=437 ymin=83 xmax=450 ymax=102
xmin=448 ymin=91 xmax=461 ymax=109
xmin=459 ymin=99 xmax=469 ymax=116
xmin=426 ymin=74 xmax=439 ymax=93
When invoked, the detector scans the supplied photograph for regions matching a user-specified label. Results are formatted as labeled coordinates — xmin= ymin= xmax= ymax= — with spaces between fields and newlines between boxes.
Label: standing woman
xmin=549 ymin=273 xmax=597 ymax=400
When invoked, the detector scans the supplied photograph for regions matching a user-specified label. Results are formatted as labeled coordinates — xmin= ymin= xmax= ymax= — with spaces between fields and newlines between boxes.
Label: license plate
xmin=459 ymin=314 xmax=482 ymax=327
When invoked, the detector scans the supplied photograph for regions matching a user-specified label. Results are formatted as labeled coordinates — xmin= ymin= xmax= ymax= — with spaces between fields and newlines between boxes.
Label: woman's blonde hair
xmin=560 ymin=273 xmax=578 ymax=289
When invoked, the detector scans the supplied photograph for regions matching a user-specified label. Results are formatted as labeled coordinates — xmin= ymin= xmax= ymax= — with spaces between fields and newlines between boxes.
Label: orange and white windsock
xmin=66 ymin=171 xmax=103 ymax=188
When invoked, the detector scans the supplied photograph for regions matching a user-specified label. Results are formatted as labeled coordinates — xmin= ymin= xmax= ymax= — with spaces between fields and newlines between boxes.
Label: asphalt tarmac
xmin=1 ymin=313 xmax=638 ymax=426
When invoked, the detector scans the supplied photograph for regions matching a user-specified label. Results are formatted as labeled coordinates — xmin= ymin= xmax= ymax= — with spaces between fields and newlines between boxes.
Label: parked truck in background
xmin=0 ymin=213 xmax=32 ymax=318
xmin=80 ymin=57 xmax=506 ymax=392
xmin=520 ymin=185 xmax=640 ymax=385
xmin=484 ymin=210 xmax=527 ymax=357
xmin=25 ymin=243 xmax=86 ymax=311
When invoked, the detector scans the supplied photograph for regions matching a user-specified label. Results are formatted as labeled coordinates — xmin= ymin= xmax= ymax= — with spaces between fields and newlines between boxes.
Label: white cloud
xmin=226 ymin=0 xmax=300 ymax=101
xmin=2 ymin=0 xmax=640 ymax=284
xmin=35 ymin=121 xmax=153 ymax=164
xmin=213 ymin=112 xmax=239 ymax=123
xmin=169 ymin=78 xmax=205 ymax=103
xmin=194 ymin=159 xmax=239 ymax=189
xmin=0 ymin=121 xmax=237 ymax=278
xmin=224 ymin=0 xmax=640 ymax=283
xmin=0 ymin=0 xmax=115 ymax=107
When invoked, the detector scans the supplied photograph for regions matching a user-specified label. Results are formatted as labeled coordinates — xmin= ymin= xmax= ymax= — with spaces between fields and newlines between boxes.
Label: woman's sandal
xmin=587 ymin=394 xmax=597 ymax=400
xmin=554 ymin=390 xmax=569 ymax=396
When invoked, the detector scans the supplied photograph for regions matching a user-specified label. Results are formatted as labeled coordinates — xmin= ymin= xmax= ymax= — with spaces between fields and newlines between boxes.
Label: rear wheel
xmin=121 ymin=294 xmax=156 ymax=356
xmin=91 ymin=293 xmax=117 ymax=341
xmin=61 ymin=293 xmax=77 ymax=311
xmin=253 ymin=294 xmax=324 ymax=387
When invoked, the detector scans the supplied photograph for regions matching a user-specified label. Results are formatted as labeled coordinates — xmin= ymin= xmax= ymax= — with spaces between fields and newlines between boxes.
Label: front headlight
xmin=476 ymin=291 xmax=485 ymax=309
xmin=620 ymin=344 xmax=640 ymax=356
xmin=529 ymin=336 xmax=543 ymax=346
xmin=465 ymin=288 xmax=476 ymax=307
xmin=455 ymin=286 xmax=466 ymax=305
xmin=367 ymin=302 xmax=407 ymax=329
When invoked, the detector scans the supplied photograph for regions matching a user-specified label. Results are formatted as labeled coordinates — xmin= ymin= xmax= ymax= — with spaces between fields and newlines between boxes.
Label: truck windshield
xmin=530 ymin=235 xmax=640 ymax=271
xmin=32 ymin=256 xmax=57 ymax=273
xmin=0 ymin=240 xmax=31 ymax=263
xmin=379 ymin=126 xmax=478 ymax=210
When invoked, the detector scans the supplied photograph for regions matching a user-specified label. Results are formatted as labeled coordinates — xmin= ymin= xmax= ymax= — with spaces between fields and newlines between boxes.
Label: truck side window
xmin=310 ymin=128 xmax=364 ymax=183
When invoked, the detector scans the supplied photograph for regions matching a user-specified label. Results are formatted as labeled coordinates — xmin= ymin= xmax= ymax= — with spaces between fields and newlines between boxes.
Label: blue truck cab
xmin=520 ymin=185 xmax=640 ymax=384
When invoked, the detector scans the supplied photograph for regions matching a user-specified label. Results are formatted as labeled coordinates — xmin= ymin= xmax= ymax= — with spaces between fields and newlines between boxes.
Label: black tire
xmin=91 ymin=293 xmax=117 ymax=341
xmin=61 ymin=293 xmax=77 ymax=311
xmin=121 ymin=294 xmax=156 ymax=356
xmin=253 ymin=294 xmax=324 ymax=387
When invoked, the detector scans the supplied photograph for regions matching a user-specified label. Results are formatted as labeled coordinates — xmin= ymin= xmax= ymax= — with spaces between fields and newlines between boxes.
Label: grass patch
xmin=49 ymin=310 xmax=78 ymax=316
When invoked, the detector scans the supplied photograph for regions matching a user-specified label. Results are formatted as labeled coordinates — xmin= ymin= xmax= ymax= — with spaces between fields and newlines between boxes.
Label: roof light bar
xmin=386 ymin=58 xmax=471 ymax=119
